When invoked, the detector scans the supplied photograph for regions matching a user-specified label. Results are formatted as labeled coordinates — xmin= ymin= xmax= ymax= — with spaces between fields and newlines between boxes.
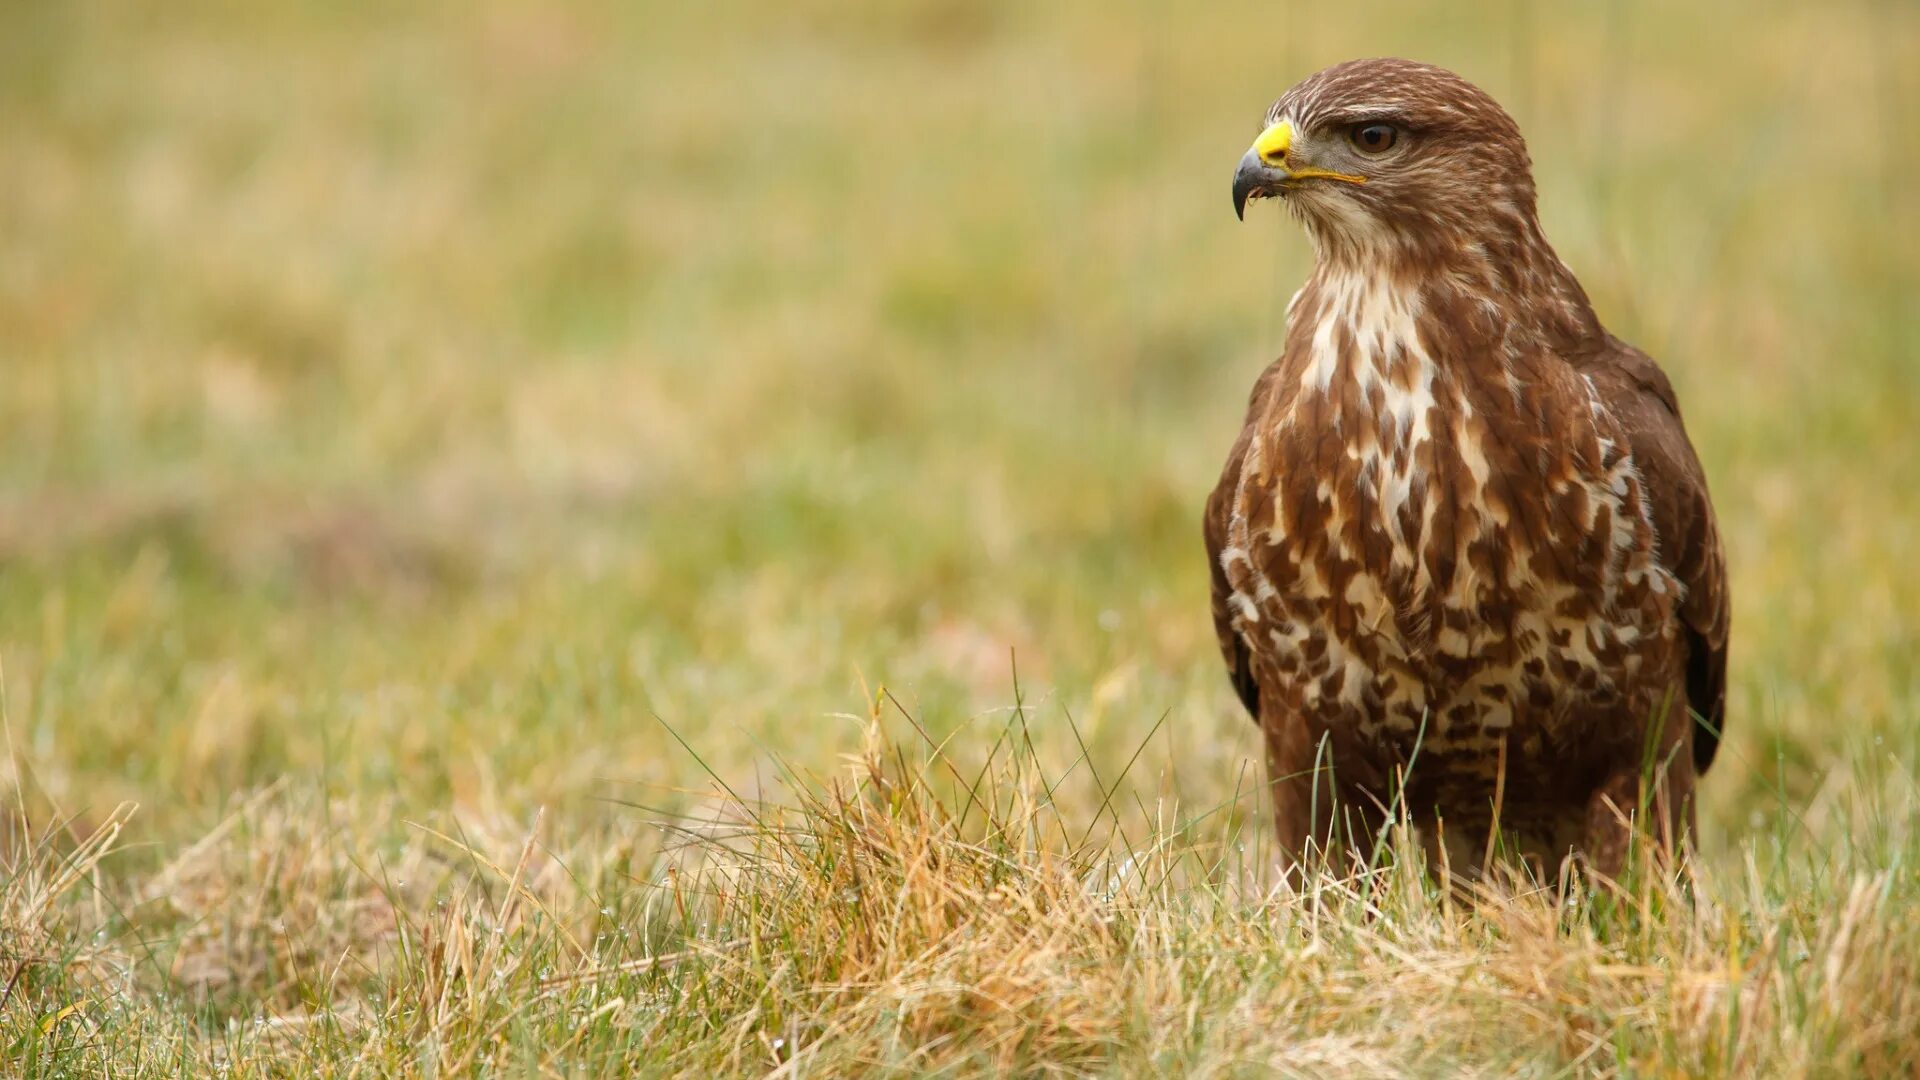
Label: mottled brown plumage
xmin=1207 ymin=59 xmax=1728 ymax=878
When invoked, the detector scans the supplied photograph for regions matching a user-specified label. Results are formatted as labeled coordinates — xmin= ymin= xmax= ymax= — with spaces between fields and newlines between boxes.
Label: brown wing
xmin=1579 ymin=338 xmax=1731 ymax=772
xmin=1205 ymin=367 xmax=1282 ymax=722
xmin=1206 ymin=456 xmax=1259 ymax=720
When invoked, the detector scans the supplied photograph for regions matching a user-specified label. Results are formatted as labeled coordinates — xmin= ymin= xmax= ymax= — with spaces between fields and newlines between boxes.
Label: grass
xmin=1 ymin=0 xmax=1917 ymax=1074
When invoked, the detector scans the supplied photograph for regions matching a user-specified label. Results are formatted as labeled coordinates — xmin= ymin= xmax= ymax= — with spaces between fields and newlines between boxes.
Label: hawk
xmin=1207 ymin=59 xmax=1728 ymax=879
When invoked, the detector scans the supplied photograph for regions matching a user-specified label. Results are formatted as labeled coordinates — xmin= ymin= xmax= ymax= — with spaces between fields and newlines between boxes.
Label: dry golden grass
xmin=2 ymin=0 xmax=1917 ymax=1074
xmin=6 ymin=706 xmax=1918 ymax=1074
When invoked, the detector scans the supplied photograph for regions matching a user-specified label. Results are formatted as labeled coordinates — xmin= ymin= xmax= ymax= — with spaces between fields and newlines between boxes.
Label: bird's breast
xmin=1219 ymin=288 xmax=1681 ymax=764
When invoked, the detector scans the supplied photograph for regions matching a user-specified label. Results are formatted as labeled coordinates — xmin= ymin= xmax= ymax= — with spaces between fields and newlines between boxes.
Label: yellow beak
xmin=1252 ymin=120 xmax=1294 ymax=166
xmin=1233 ymin=120 xmax=1368 ymax=219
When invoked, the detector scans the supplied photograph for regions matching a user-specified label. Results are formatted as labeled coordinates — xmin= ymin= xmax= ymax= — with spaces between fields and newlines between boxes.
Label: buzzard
xmin=1207 ymin=59 xmax=1728 ymax=879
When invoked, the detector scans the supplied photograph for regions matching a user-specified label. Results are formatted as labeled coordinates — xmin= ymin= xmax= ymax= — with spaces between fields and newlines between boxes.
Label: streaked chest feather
xmin=1220 ymin=271 xmax=1678 ymax=758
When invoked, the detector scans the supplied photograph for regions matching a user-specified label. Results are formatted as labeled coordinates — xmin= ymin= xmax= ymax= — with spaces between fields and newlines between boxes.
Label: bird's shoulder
xmin=1564 ymin=335 xmax=1722 ymax=615
xmin=1205 ymin=357 xmax=1293 ymax=513
xmin=1565 ymin=336 xmax=1708 ymax=528
xmin=1567 ymin=334 xmax=1681 ymax=417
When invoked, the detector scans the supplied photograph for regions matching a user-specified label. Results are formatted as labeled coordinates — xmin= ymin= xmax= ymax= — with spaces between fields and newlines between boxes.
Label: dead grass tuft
xmin=597 ymin=712 xmax=1920 ymax=1075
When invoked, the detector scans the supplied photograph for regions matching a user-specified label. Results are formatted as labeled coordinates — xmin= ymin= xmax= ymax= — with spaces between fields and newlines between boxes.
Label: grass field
xmin=3 ymin=0 xmax=1918 ymax=1074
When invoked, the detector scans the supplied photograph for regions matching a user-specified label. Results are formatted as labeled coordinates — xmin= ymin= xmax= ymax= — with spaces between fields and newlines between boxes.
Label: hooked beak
xmin=1232 ymin=148 xmax=1282 ymax=221
xmin=1232 ymin=119 xmax=1368 ymax=220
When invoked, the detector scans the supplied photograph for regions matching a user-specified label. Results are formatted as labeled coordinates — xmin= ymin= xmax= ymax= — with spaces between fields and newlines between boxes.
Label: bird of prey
xmin=1207 ymin=59 xmax=1728 ymax=879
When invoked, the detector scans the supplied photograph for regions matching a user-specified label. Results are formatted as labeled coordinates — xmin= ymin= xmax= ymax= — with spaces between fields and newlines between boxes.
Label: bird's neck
xmin=1300 ymin=211 xmax=1604 ymax=358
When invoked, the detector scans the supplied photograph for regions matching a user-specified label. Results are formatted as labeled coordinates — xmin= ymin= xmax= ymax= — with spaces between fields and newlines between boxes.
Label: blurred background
xmin=2 ymin=0 xmax=1916 ymax=853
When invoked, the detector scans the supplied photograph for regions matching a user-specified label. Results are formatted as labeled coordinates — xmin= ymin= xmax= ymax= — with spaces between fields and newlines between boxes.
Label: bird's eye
xmin=1349 ymin=123 xmax=1399 ymax=155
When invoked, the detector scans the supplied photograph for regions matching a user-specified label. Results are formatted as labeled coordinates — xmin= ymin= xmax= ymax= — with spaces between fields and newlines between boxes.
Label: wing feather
xmin=1578 ymin=339 xmax=1731 ymax=771
xmin=1205 ymin=471 xmax=1259 ymax=720
xmin=1205 ymin=367 xmax=1282 ymax=723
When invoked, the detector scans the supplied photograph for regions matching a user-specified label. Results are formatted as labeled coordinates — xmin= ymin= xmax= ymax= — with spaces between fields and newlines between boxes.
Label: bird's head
xmin=1233 ymin=59 xmax=1539 ymax=264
